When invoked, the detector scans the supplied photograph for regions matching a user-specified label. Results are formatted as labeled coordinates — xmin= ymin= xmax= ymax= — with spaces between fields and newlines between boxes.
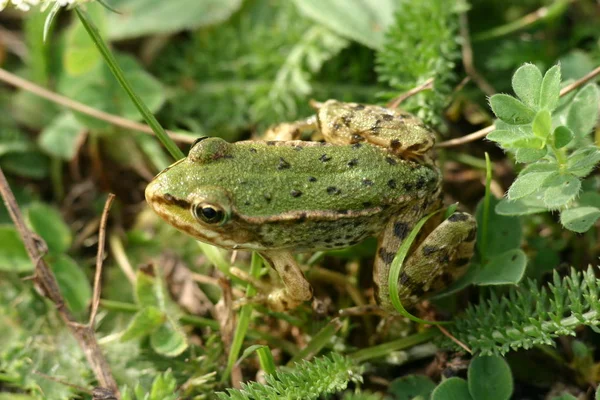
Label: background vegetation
xmin=1 ymin=0 xmax=600 ymax=398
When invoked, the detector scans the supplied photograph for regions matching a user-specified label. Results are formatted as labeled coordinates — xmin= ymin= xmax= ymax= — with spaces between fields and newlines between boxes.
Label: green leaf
xmin=468 ymin=356 xmax=513 ymax=400
xmin=121 ymin=306 xmax=165 ymax=342
xmin=566 ymin=83 xmax=600 ymax=138
xmin=542 ymin=173 xmax=581 ymax=209
xmin=474 ymin=249 xmax=526 ymax=286
xmin=52 ymin=254 xmax=92 ymax=313
xmin=539 ymin=65 xmax=561 ymax=111
xmin=495 ymin=195 xmax=547 ymax=216
xmin=514 ymin=148 xmax=547 ymax=163
xmin=560 ymin=206 xmax=600 ymax=233
xmin=1 ymin=151 xmax=49 ymax=179
xmin=26 ymin=202 xmax=72 ymax=254
xmin=486 ymin=129 xmax=522 ymax=148
xmin=150 ymin=317 xmax=189 ymax=357
xmin=0 ymin=225 xmax=32 ymax=272
xmin=135 ymin=268 xmax=162 ymax=309
xmin=507 ymin=171 xmax=555 ymax=200
xmin=106 ymin=0 xmax=243 ymax=40
xmin=552 ymin=125 xmax=573 ymax=149
xmin=551 ymin=395 xmax=578 ymax=400
xmin=63 ymin=2 xmax=105 ymax=75
xmin=566 ymin=147 xmax=600 ymax=177
xmin=511 ymin=63 xmax=542 ymax=107
xmin=293 ymin=0 xmax=397 ymax=50
xmin=388 ymin=375 xmax=436 ymax=400
xmin=476 ymin=196 xmax=522 ymax=258
xmin=532 ymin=110 xmax=552 ymax=140
xmin=431 ymin=378 xmax=473 ymax=400
xmin=38 ymin=113 xmax=85 ymax=160
xmin=489 ymin=94 xmax=536 ymax=125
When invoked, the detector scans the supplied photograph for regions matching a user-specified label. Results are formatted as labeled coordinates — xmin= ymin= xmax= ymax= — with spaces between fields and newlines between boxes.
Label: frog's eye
xmin=193 ymin=203 xmax=226 ymax=225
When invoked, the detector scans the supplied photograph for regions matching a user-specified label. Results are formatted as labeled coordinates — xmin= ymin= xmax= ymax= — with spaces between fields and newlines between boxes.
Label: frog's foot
xmin=374 ymin=212 xmax=477 ymax=312
xmin=234 ymin=251 xmax=313 ymax=312
xmin=397 ymin=212 xmax=476 ymax=308
xmin=263 ymin=117 xmax=317 ymax=141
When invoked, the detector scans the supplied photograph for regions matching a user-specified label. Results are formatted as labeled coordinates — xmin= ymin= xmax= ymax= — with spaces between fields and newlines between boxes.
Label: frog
xmin=145 ymin=100 xmax=477 ymax=313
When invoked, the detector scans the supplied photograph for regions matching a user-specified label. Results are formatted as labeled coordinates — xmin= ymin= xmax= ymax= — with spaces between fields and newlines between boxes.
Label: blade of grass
xmin=349 ymin=329 xmax=439 ymax=363
xmin=257 ymin=346 xmax=276 ymax=375
xmin=388 ymin=210 xmax=451 ymax=325
xmin=222 ymin=252 xmax=263 ymax=383
xmin=287 ymin=318 xmax=343 ymax=366
xmin=481 ymin=152 xmax=492 ymax=261
xmin=74 ymin=6 xmax=184 ymax=161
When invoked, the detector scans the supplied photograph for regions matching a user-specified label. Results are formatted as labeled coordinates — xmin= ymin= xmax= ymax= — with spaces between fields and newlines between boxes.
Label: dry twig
xmin=0 ymin=167 xmax=120 ymax=397
xmin=459 ymin=13 xmax=495 ymax=96
xmin=0 ymin=67 xmax=194 ymax=144
xmin=436 ymin=65 xmax=600 ymax=148
xmin=386 ymin=78 xmax=434 ymax=109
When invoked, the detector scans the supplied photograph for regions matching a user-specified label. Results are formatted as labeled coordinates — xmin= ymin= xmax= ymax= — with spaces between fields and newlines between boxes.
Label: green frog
xmin=145 ymin=100 xmax=476 ymax=312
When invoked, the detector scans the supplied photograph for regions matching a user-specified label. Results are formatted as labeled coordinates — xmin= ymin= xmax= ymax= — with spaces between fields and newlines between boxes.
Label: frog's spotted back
xmin=315 ymin=100 xmax=435 ymax=158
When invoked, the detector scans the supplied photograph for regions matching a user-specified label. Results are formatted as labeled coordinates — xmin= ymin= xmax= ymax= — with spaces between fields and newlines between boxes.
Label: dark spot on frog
xmin=387 ymin=179 xmax=397 ymax=189
xmin=223 ymin=154 xmax=234 ymax=159
xmin=466 ymin=227 xmax=477 ymax=242
xmin=297 ymin=213 xmax=307 ymax=223
xmin=353 ymin=104 xmax=365 ymax=110
xmin=277 ymin=157 xmax=291 ymax=170
xmin=352 ymin=143 xmax=362 ymax=149
xmin=249 ymin=148 xmax=257 ymax=153
xmin=290 ymin=189 xmax=302 ymax=198
xmin=347 ymin=158 xmax=359 ymax=167
xmin=438 ymin=253 xmax=450 ymax=264
xmin=416 ymin=176 xmax=426 ymax=189
xmin=393 ymin=222 xmax=409 ymax=240
xmin=327 ymin=186 xmax=341 ymax=195
xmin=381 ymin=114 xmax=394 ymax=121
xmin=283 ymin=264 xmax=291 ymax=273
xmin=341 ymin=115 xmax=352 ymax=126
xmin=448 ymin=213 xmax=469 ymax=222
xmin=293 ymin=145 xmax=303 ymax=151
xmin=390 ymin=139 xmax=401 ymax=150
xmin=324 ymin=238 xmax=333 ymax=244
xmin=363 ymin=201 xmax=373 ymax=208
xmin=244 ymin=201 xmax=251 ymax=206
xmin=385 ymin=157 xmax=397 ymax=166
xmin=319 ymin=154 xmax=332 ymax=162
xmin=378 ymin=248 xmax=396 ymax=264
xmin=337 ymin=209 xmax=348 ymax=215
xmin=422 ymin=245 xmax=439 ymax=256
xmin=403 ymin=182 xmax=413 ymax=191
xmin=263 ymin=193 xmax=272 ymax=203
xmin=455 ymin=257 xmax=470 ymax=267
xmin=362 ymin=178 xmax=373 ymax=186
xmin=352 ymin=134 xmax=365 ymax=142
xmin=333 ymin=122 xmax=342 ymax=130
xmin=399 ymin=271 xmax=410 ymax=285
xmin=267 ymin=141 xmax=277 ymax=146
xmin=308 ymin=176 xmax=317 ymax=182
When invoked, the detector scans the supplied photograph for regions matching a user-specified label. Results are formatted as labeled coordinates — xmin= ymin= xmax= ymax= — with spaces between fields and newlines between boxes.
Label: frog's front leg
xmin=255 ymin=250 xmax=313 ymax=312
xmin=374 ymin=212 xmax=477 ymax=312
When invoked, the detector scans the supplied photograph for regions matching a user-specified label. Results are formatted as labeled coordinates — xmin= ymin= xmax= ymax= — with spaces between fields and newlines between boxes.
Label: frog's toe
xmin=398 ymin=212 xmax=477 ymax=306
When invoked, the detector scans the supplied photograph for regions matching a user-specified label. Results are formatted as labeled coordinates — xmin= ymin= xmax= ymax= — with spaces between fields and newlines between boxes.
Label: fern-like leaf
xmin=376 ymin=0 xmax=462 ymax=126
xmin=446 ymin=267 xmax=600 ymax=355
xmin=215 ymin=353 xmax=362 ymax=399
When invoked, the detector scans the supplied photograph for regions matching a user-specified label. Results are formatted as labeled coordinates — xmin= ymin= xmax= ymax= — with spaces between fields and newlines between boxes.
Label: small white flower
xmin=0 ymin=0 xmax=92 ymax=12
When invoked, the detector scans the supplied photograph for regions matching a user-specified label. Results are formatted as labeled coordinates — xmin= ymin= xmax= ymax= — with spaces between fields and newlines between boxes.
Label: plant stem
xmin=74 ymin=7 xmax=184 ymax=161
xmin=349 ymin=329 xmax=439 ymax=363
xmin=481 ymin=153 xmax=492 ymax=261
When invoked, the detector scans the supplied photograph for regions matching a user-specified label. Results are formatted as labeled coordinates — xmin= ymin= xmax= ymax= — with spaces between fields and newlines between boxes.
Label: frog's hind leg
xmin=250 ymin=250 xmax=313 ymax=312
xmin=374 ymin=212 xmax=477 ymax=312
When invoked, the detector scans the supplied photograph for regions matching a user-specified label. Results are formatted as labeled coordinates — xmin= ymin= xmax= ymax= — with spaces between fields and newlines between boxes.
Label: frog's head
xmin=145 ymin=137 xmax=257 ymax=248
